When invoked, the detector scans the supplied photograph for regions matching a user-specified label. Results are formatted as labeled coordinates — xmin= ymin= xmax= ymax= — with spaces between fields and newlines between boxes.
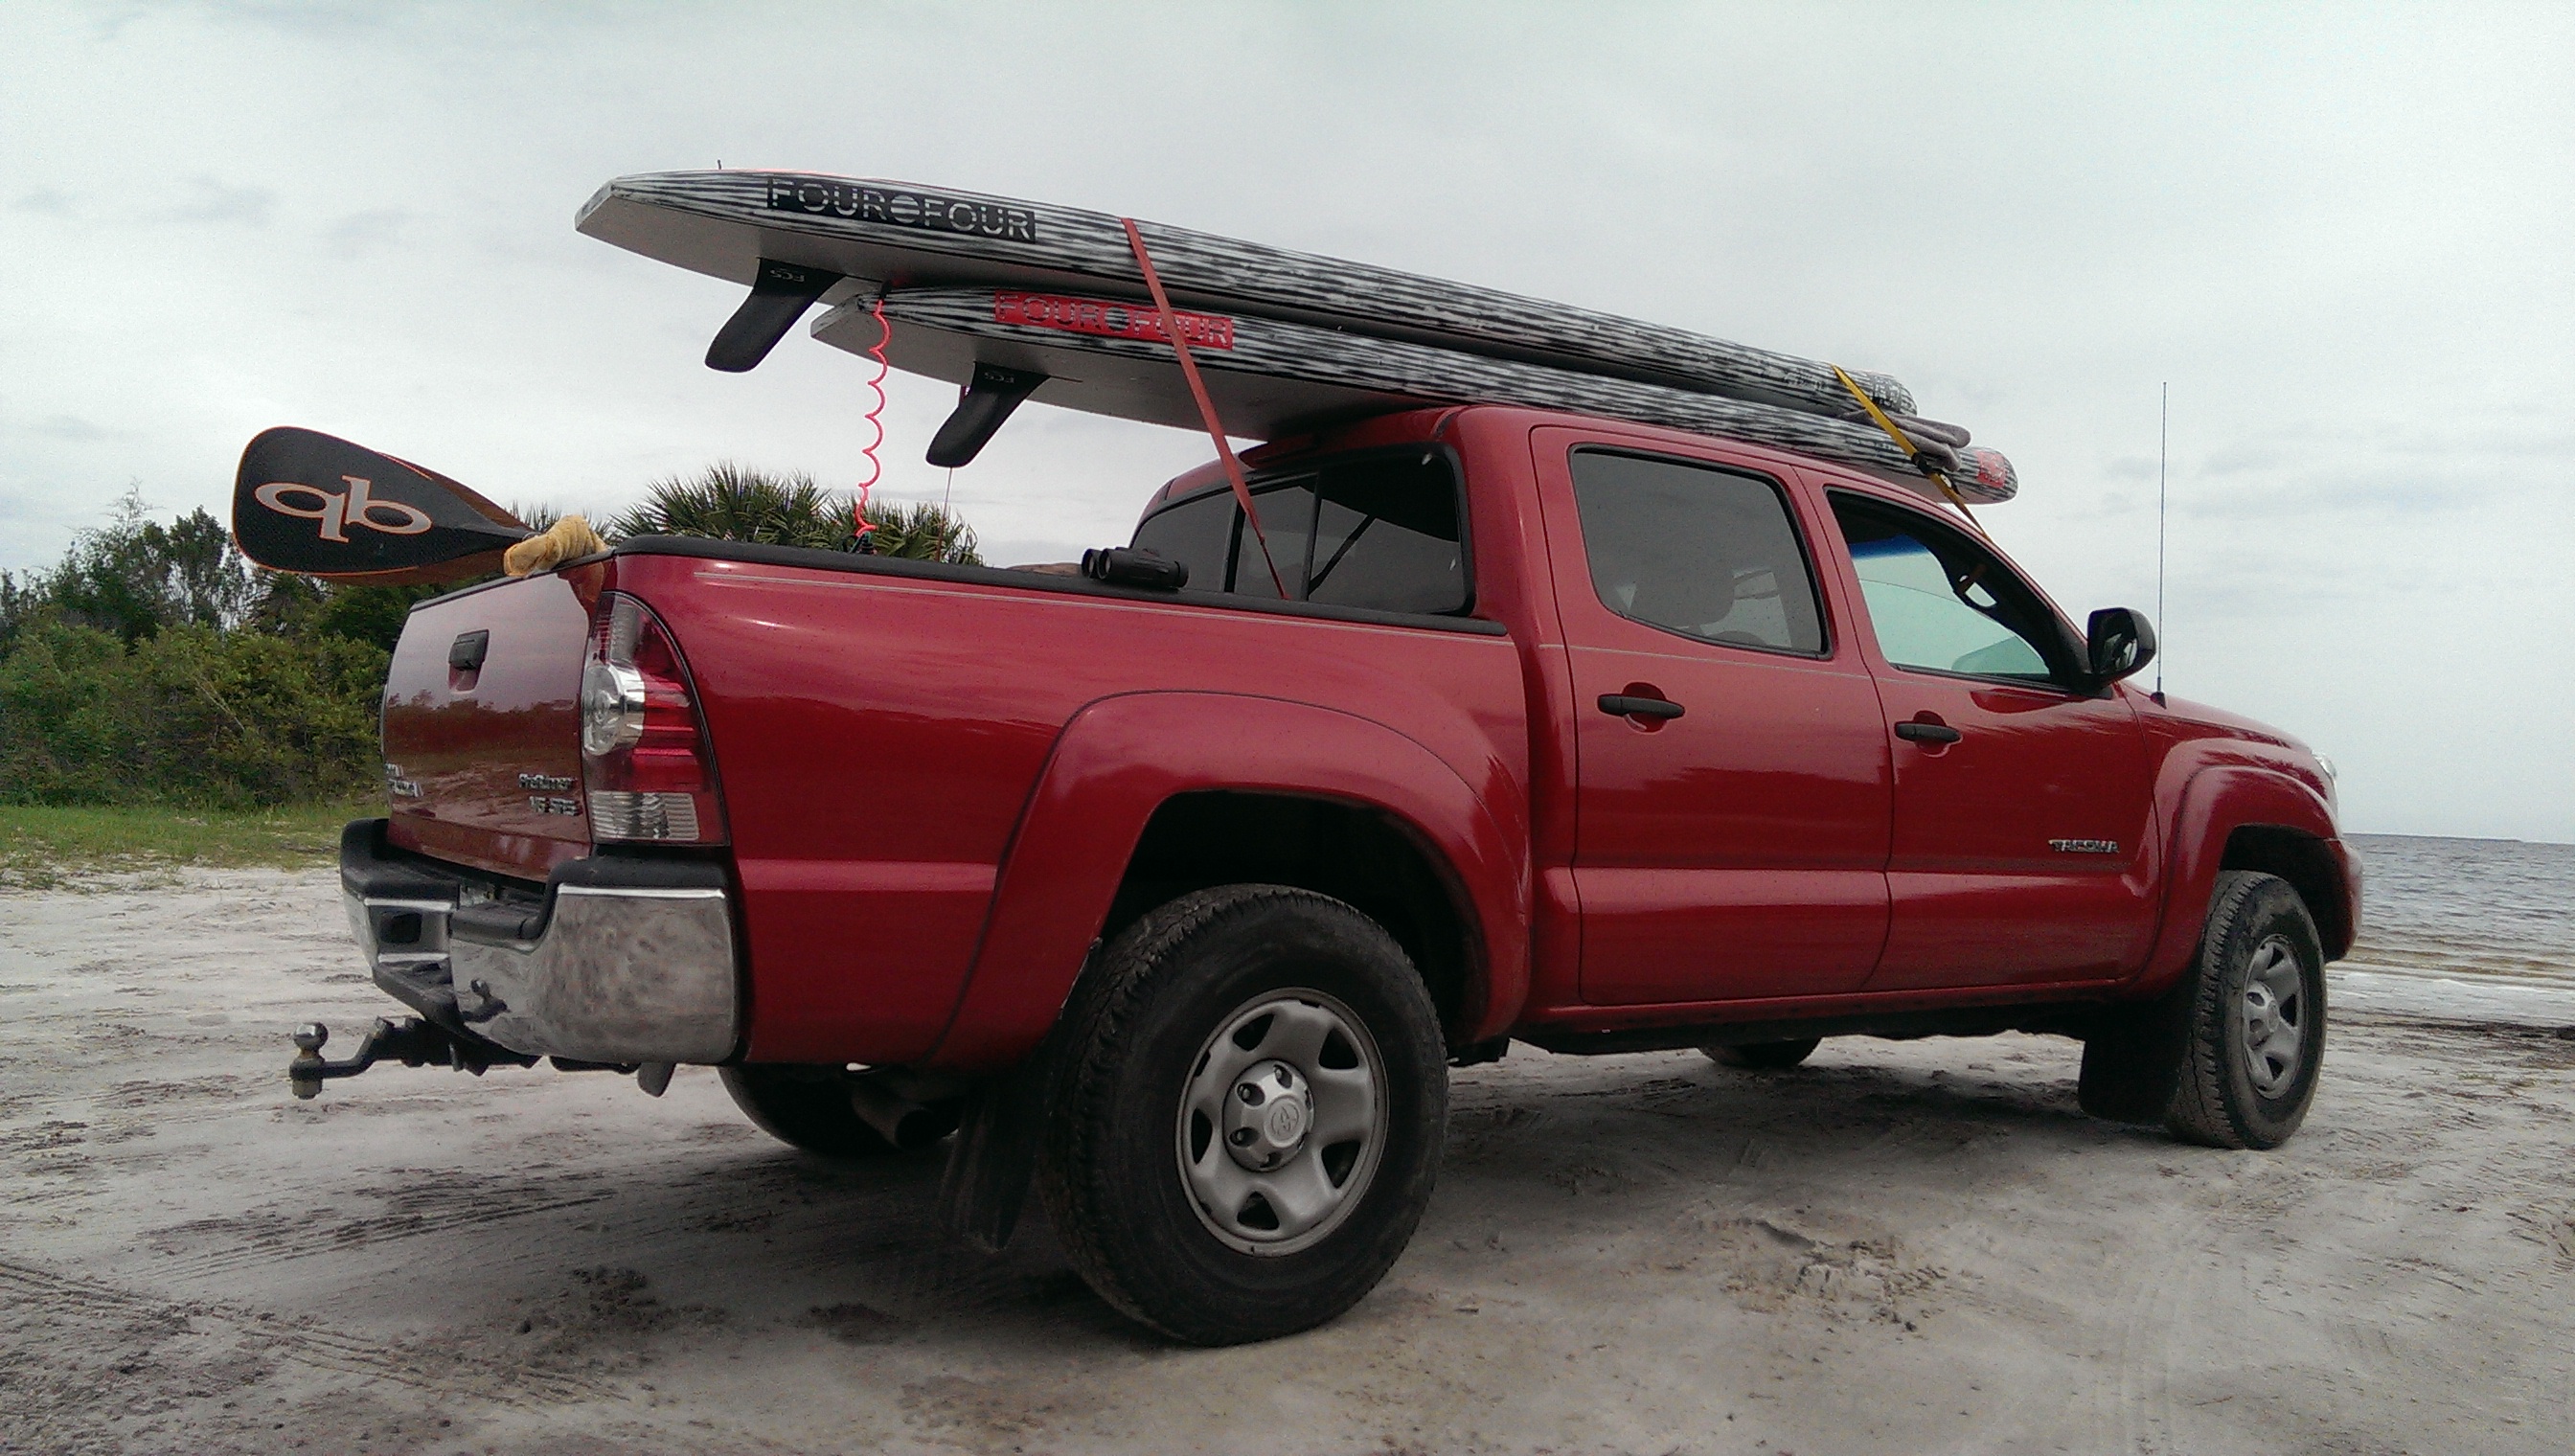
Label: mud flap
xmin=936 ymin=1042 xmax=1056 ymax=1254
xmin=2076 ymin=979 xmax=2192 ymax=1124
xmin=936 ymin=950 xmax=1096 ymax=1254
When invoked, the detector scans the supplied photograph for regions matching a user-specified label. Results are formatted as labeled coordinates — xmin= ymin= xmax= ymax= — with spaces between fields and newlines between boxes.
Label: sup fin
xmin=706 ymin=259 xmax=843 ymax=372
xmin=926 ymin=362 xmax=1049 ymax=467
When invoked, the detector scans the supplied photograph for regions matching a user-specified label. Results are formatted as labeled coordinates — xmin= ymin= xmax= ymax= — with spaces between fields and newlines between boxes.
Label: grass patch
xmin=0 ymin=801 xmax=364 ymax=888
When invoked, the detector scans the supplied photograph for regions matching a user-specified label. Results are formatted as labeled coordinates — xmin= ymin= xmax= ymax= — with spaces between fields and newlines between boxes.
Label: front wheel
xmin=1037 ymin=884 xmax=1448 ymax=1346
xmin=2164 ymin=871 xmax=2328 ymax=1149
xmin=2079 ymin=870 xmax=2327 ymax=1149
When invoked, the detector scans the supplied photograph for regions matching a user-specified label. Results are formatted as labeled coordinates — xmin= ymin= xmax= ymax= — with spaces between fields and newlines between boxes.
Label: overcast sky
xmin=4 ymin=3 xmax=2568 ymax=841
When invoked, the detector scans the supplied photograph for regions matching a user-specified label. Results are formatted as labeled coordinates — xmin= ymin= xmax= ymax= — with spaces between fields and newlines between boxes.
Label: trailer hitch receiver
xmin=287 ymin=1017 xmax=538 ymax=1100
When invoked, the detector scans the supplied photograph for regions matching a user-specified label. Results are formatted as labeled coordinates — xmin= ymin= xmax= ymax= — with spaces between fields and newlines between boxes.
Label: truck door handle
xmin=1895 ymin=720 xmax=1962 ymax=744
xmin=1598 ymin=694 xmax=1685 ymax=721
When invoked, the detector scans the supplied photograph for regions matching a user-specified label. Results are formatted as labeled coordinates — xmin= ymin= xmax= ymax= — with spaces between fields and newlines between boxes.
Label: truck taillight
xmin=581 ymin=592 xmax=726 ymax=844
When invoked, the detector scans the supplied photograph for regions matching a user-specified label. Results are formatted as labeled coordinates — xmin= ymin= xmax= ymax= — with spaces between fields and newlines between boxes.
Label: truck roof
xmin=1144 ymin=404 xmax=1985 ymax=527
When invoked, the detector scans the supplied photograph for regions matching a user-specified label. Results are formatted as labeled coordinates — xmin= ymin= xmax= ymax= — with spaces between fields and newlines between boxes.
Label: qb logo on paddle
xmin=254 ymin=475 xmax=432 ymax=543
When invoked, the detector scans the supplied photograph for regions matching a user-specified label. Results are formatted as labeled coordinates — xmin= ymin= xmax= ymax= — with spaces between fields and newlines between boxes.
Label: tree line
xmin=0 ymin=467 xmax=979 ymax=808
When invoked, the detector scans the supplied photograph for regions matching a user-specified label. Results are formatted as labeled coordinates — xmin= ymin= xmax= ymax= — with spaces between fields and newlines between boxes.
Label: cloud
xmin=2175 ymin=469 xmax=2484 ymax=521
xmin=209 ymin=0 xmax=398 ymax=40
xmin=10 ymin=189 xmax=73 ymax=216
xmin=2375 ymin=421 xmax=2575 ymax=460
xmin=159 ymin=176 xmax=276 ymax=227
xmin=325 ymin=207 xmax=411 ymax=259
xmin=33 ymin=415 xmax=127 ymax=443
xmin=2198 ymin=443 xmax=2285 ymax=476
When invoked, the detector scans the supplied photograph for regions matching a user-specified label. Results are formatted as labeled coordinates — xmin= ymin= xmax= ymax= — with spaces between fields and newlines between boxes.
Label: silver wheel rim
xmin=2238 ymin=934 xmax=2308 ymax=1099
xmin=1175 ymin=989 xmax=1388 ymax=1257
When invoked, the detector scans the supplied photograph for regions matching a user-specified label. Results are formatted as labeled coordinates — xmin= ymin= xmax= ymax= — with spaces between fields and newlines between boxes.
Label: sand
xmin=3 ymin=866 xmax=2570 ymax=1454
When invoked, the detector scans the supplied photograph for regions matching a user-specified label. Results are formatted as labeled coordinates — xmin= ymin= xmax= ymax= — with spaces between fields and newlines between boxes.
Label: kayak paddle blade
xmin=233 ymin=427 xmax=534 ymax=583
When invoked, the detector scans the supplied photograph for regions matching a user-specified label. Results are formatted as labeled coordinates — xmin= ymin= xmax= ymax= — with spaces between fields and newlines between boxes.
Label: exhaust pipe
xmin=846 ymin=1076 xmax=951 ymax=1150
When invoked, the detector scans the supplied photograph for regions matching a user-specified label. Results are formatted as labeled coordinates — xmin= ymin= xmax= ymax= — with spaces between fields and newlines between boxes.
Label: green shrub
xmin=1 ymin=490 xmax=257 ymax=648
xmin=0 ymin=618 xmax=386 ymax=808
xmin=0 ymin=621 xmax=134 ymax=803
xmin=313 ymin=581 xmax=461 ymax=654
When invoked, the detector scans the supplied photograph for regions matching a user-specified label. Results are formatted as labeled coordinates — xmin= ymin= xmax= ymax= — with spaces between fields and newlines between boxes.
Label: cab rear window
xmin=1130 ymin=449 xmax=1468 ymax=616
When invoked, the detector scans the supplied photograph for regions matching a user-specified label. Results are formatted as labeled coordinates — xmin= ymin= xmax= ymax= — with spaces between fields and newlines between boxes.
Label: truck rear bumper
xmin=338 ymin=819 xmax=742 ymax=1064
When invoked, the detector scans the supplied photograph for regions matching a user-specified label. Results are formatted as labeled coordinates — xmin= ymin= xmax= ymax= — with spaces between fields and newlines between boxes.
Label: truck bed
xmin=385 ymin=538 xmax=1529 ymax=1067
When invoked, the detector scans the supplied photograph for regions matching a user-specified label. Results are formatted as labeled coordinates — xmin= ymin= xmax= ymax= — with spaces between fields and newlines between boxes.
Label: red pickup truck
xmin=316 ymin=402 xmax=2359 ymax=1345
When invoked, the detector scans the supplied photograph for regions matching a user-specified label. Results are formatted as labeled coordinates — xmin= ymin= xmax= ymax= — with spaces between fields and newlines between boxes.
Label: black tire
xmin=1701 ymin=1038 xmax=1821 ymax=1071
xmin=718 ymin=1063 xmax=899 ymax=1159
xmin=2078 ymin=870 xmax=2327 ymax=1149
xmin=1036 ymin=884 xmax=1447 ymax=1346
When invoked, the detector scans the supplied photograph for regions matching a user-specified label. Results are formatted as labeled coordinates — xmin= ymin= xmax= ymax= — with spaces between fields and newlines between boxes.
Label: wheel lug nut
xmin=1230 ymin=1127 xmax=1256 ymax=1147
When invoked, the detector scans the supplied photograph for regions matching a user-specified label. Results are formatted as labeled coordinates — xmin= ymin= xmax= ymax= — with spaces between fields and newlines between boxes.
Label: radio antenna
xmin=2154 ymin=381 xmax=2168 ymax=704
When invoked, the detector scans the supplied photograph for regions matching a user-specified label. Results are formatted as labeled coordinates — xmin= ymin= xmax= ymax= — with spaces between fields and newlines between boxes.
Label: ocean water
xmin=2333 ymin=833 xmax=2575 ymax=1024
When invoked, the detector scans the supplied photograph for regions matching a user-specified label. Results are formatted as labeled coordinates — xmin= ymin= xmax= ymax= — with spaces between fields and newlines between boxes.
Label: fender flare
xmin=2136 ymin=761 xmax=2344 ymax=996
xmin=921 ymin=691 xmax=1532 ymax=1070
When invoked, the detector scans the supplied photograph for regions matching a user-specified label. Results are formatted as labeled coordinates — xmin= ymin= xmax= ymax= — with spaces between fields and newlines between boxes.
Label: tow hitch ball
xmin=287 ymin=1017 xmax=536 ymax=1100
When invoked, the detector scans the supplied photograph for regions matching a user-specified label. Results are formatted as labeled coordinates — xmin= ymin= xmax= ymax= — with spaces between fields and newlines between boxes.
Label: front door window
xmin=1834 ymin=500 xmax=2075 ymax=685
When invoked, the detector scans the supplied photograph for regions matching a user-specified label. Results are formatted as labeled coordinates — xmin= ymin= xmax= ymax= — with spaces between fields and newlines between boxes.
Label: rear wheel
xmin=1037 ymin=884 xmax=1447 ymax=1346
xmin=719 ymin=1063 xmax=898 ymax=1159
xmin=1701 ymin=1038 xmax=1821 ymax=1071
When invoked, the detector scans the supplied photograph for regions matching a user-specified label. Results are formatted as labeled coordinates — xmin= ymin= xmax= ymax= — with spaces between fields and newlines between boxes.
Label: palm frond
xmin=611 ymin=464 xmax=853 ymax=550
xmin=606 ymin=465 xmax=984 ymax=564
xmin=862 ymin=500 xmax=983 ymax=565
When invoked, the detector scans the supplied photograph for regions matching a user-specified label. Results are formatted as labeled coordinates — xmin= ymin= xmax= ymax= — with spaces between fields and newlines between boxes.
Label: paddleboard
xmin=812 ymin=287 xmax=2017 ymax=505
xmin=576 ymin=169 xmax=1922 ymax=421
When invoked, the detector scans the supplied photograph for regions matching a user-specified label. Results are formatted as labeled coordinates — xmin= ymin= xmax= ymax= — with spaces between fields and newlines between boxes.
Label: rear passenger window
xmin=1309 ymin=458 xmax=1465 ymax=614
xmin=1568 ymin=449 xmax=1825 ymax=653
xmin=1128 ymin=488 xmax=1234 ymax=594
xmin=1128 ymin=449 xmax=1468 ymax=615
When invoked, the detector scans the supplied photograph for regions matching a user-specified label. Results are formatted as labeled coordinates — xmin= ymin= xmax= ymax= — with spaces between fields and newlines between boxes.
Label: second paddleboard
xmin=815 ymin=287 xmax=2016 ymax=504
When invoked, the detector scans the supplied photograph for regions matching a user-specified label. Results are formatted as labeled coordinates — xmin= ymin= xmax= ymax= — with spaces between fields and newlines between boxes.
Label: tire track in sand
xmin=0 ymin=1256 xmax=618 ymax=1406
xmin=143 ymin=1181 xmax=617 ymax=1280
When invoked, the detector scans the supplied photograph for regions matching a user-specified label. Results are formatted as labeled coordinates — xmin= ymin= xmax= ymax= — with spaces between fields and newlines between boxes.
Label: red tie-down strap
xmin=1121 ymin=217 xmax=1288 ymax=598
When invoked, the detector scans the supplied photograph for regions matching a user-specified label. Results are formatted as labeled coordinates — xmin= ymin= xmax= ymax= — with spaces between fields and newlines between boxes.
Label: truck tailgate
xmin=381 ymin=567 xmax=599 ymax=880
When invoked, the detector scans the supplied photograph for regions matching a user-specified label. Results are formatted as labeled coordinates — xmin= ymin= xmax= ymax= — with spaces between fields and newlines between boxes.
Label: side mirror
xmin=2085 ymin=607 xmax=2157 ymax=686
